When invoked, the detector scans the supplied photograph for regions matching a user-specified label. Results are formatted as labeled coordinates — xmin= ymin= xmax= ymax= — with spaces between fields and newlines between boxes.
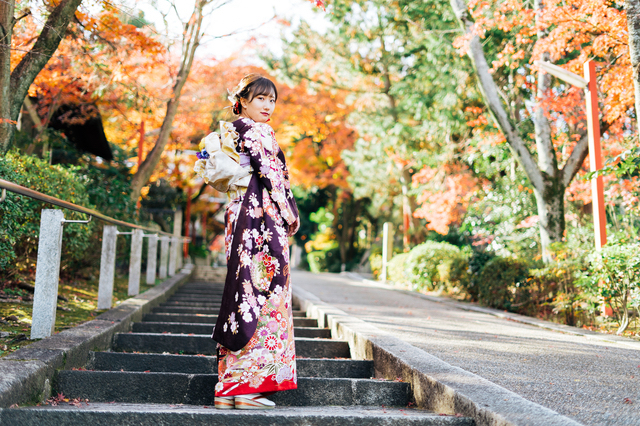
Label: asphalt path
xmin=293 ymin=271 xmax=640 ymax=426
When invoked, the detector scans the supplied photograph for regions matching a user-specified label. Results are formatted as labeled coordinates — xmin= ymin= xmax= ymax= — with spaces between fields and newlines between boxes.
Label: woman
xmin=210 ymin=74 xmax=300 ymax=410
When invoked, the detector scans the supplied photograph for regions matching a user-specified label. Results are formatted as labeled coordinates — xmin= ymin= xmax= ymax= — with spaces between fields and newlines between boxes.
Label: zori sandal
xmin=214 ymin=396 xmax=235 ymax=409
xmin=234 ymin=393 xmax=276 ymax=410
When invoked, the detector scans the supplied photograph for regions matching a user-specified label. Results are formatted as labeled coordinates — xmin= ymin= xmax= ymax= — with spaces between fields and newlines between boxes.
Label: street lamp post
xmin=534 ymin=59 xmax=606 ymax=249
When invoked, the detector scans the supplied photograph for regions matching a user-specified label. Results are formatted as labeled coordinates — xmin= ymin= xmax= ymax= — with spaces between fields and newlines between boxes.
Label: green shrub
xmin=307 ymin=248 xmax=342 ymax=273
xmin=405 ymin=241 xmax=465 ymax=291
xmin=437 ymin=249 xmax=472 ymax=294
xmin=386 ymin=252 xmax=410 ymax=284
xmin=369 ymin=252 xmax=382 ymax=278
xmin=464 ymin=249 xmax=495 ymax=300
xmin=581 ymin=242 xmax=640 ymax=334
xmin=525 ymin=242 xmax=589 ymax=325
xmin=476 ymin=257 xmax=530 ymax=309
xmin=0 ymin=151 xmax=95 ymax=274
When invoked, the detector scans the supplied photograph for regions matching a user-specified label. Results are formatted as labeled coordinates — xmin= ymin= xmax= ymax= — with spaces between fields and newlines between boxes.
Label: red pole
xmin=202 ymin=211 xmax=207 ymax=243
xmin=585 ymin=60 xmax=612 ymax=317
xmin=184 ymin=186 xmax=192 ymax=258
xmin=403 ymin=201 xmax=411 ymax=249
xmin=136 ymin=121 xmax=145 ymax=211
xmin=584 ymin=60 xmax=607 ymax=249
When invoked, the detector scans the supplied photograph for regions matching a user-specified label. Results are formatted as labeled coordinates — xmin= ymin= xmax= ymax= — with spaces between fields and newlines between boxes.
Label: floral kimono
xmin=212 ymin=117 xmax=300 ymax=397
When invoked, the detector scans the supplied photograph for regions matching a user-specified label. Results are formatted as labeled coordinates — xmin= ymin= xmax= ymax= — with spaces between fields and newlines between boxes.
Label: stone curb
xmin=0 ymin=265 xmax=194 ymax=408
xmin=292 ymin=285 xmax=583 ymax=426
xmin=342 ymin=272 xmax=640 ymax=351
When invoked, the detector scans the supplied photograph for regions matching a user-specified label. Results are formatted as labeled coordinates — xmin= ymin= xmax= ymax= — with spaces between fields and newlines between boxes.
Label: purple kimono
xmin=212 ymin=117 xmax=299 ymax=353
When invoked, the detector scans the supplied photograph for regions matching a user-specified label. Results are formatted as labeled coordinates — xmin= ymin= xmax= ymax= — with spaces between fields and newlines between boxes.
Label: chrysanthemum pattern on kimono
xmin=213 ymin=117 xmax=299 ymax=397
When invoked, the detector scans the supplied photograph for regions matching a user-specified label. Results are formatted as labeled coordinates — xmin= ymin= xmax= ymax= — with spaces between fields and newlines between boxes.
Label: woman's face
xmin=240 ymin=91 xmax=276 ymax=123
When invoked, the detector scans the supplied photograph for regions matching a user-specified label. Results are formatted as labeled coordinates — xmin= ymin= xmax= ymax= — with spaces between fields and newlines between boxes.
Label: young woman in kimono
xmin=210 ymin=74 xmax=300 ymax=410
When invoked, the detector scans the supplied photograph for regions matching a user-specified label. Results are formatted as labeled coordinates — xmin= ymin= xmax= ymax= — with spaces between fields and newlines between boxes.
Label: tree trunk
xmin=0 ymin=0 xmax=15 ymax=153
xmin=129 ymin=0 xmax=208 ymax=202
xmin=627 ymin=0 xmax=640 ymax=134
xmin=0 ymin=0 xmax=82 ymax=154
xmin=533 ymin=175 xmax=565 ymax=258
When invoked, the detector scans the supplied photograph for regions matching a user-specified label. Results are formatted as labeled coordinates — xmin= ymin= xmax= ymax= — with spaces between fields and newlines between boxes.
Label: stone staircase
xmin=3 ymin=279 xmax=474 ymax=425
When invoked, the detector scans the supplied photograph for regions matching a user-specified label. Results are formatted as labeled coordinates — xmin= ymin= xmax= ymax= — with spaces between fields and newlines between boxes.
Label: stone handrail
xmin=0 ymin=178 xmax=189 ymax=339
xmin=0 ymin=178 xmax=179 ymax=237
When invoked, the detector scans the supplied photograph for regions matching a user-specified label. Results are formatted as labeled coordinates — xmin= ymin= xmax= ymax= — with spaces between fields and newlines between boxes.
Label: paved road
xmin=293 ymin=271 xmax=640 ymax=426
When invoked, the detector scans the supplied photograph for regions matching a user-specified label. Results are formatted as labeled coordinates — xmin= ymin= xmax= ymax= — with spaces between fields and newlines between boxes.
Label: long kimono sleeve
xmin=242 ymin=122 xmax=299 ymax=227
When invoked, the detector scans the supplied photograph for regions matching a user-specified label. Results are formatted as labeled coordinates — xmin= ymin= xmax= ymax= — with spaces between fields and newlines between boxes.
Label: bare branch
xmin=561 ymin=122 xmax=611 ymax=187
xmin=560 ymin=134 xmax=588 ymax=187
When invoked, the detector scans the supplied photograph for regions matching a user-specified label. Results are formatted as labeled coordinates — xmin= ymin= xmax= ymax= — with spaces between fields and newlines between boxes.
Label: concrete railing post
xmin=146 ymin=234 xmax=158 ymax=285
xmin=31 ymin=210 xmax=65 ymax=339
xmin=159 ymin=236 xmax=169 ymax=279
xmin=169 ymin=237 xmax=179 ymax=277
xmin=98 ymin=225 xmax=118 ymax=310
xmin=172 ymin=209 xmax=183 ymax=272
xmin=128 ymin=229 xmax=144 ymax=296
xmin=381 ymin=222 xmax=394 ymax=282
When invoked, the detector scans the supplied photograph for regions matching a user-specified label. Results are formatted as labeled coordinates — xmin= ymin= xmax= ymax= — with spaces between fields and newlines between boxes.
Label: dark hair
xmin=230 ymin=74 xmax=278 ymax=115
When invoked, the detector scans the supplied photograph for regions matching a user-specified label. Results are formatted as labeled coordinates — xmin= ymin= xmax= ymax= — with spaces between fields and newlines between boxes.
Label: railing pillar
xmin=169 ymin=237 xmax=179 ymax=277
xmin=31 ymin=209 xmax=64 ymax=339
xmin=128 ymin=229 xmax=144 ymax=296
xmin=146 ymin=234 xmax=158 ymax=285
xmin=159 ymin=236 xmax=170 ymax=279
xmin=98 ymin=225 xmax=118 ymax=310
xmin=172 ymin=209 xmax=183 ymax=273
xmin=381 ymin=222 xmax=394 ymax=282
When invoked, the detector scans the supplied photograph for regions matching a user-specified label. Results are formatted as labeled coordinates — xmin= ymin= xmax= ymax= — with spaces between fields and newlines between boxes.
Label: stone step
xmin=3 ymin=403 xmax=473 ymax=425
xmin=293 ymin=318 xmax=318 ymax=327
xmin=54 ymin=371 xmax=409 ymax=407
xmin=141 ymin=314 xmax=315 ymax=328
xmin=292 ymin=327 xmax=331 ymax=338
xmin=153 ymin=306 xmax=219 ymax=314
xmin=87 ymin=352 xmax=373 ymax=378
xmin=131 ymin=322 xmax=329 ymax=338
xmin=292 ymin=310 xmax=306 ymax=317
xmin=177 ymin=288 xmax=223 ymax=292
xmin=180 ymin=284 xmax=224 ymax=289
xmin=168 ymin=295 xmax=223 ymax=300
xmin=114 ymin=333 xmax=350 ymax=358
xmin=143 ymin=313 xmax=218 ymax=323
xmin=161 ymin=301 xmax=221 ymax=308
xmin=132 ymin=322 xmax=214 ymax=334
xmin=165 ymin=298 xmax=223 ymax=304
xmin=170 ymin=292 xmax=223 ymax=296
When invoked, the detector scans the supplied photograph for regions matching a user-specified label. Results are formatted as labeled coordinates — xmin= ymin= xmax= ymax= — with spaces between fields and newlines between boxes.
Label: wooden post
xmin=584 ymin=60 xmax=607 ymax=249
